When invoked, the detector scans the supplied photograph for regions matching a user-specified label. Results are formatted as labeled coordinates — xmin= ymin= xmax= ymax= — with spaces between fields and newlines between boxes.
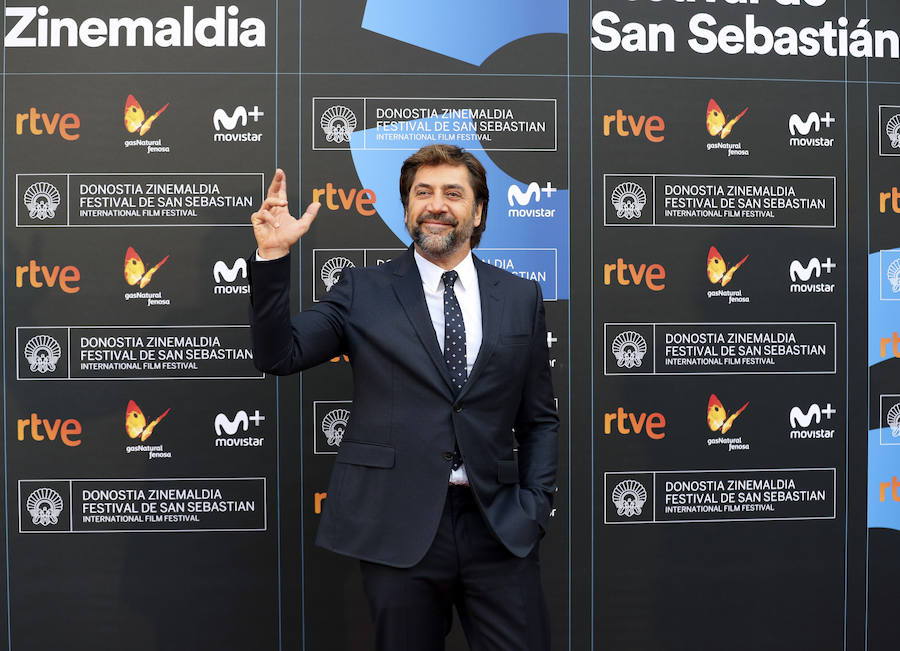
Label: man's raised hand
xmin=251 ymin=169 xmax=320 ymax=260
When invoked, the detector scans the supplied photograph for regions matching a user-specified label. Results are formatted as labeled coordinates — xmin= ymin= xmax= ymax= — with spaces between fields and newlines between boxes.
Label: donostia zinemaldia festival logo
xmin=610 ymin=182 xmax=646 ymax=220
xmin=887 ymin=258 xmax=900 ymax=294
xmin=24 ymin=334 xmax=62 ymax=373
xmin=322 ymin=408 xmax=350 ymax=447
xmin=611 ymin=330 xmax=647 ymax=369
xmin=320 ymin=105 xmax=357 ymax=144
xmin=611 ymin=479 xmax=647 ymax=517
xmin=26 ymin=487 xmax=64 ymax=526
xmin=23 ymin=182 xmax=61 ymax=220
xmin=888 ymin=403 xmax=900 ymax=438
xmin=321 ymin=256 xmax=355 ymax=291
xmin=886 ymin=113 xmax=900 ymax=149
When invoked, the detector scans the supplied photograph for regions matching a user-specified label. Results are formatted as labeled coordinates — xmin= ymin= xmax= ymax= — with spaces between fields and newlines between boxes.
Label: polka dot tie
xmin=441 ymin=270 xmax=467 ymax=392
xmin=442 ymin=270 xmax=466 ymax=471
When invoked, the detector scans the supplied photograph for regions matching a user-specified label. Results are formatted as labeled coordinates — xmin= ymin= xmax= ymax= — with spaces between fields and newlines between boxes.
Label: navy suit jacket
xmin=249 ymin=247 xmax=558 ymax=567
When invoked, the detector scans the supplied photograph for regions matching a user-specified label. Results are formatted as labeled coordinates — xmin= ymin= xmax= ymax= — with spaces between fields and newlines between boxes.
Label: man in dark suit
xmin=249 ymin=145 xmax=558 ymax=650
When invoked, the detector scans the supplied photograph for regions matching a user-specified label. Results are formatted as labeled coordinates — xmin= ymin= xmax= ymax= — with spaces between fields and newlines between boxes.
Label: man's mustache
xmin=416 ymin=212 xmax=458 ymax=227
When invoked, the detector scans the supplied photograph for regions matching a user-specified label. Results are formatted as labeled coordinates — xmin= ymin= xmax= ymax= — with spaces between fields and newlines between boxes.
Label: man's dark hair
xmin=399 ymin=144 xmax=489 ymax=248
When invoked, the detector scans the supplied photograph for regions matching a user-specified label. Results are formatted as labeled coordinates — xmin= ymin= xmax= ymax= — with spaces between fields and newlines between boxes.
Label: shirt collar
xmin=413 ymin=249 xmax=477 ymax=293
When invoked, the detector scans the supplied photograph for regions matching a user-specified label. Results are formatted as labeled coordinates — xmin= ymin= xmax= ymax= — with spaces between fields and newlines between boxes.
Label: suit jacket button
xmin=454 ymin=404 xmax=463 ymax=412
xmin=443 ymin=452 xmax=453 ymax=460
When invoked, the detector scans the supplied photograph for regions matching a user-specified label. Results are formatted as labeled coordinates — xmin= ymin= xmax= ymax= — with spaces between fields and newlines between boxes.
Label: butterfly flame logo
xmin=124 ymin=247 xmax=169 ymax=288
xmin=706 ymin=99 xmax=747 ymax=139
xmin=124 ymin=94 xmax=170 ymax=136
xmin=707 ymin=246 xmax=748 ymax=287
xmin=707 ymin=394 xmax=748 ymax=435
xmin=125 ymin=400 xmax=170 ymax=442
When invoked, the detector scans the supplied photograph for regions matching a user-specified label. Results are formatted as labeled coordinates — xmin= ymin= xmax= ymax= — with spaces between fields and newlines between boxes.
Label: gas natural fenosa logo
xmin=707 ymin=394 xmax=748 ymax=435
xmin=707 ymin=99 xmax=747 ymax=139
xmin=125 ymin=400 xmax=170 ymax=442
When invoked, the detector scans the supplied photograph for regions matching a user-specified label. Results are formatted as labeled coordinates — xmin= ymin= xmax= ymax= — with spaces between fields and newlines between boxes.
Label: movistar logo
xmin=789 ymin=257 xmax=836 ymax=282
xmin=789 ymin=403 xmax=835 ymax=428
xmin=5 ymin=6 xmax=266 ymax=48
xmin=213 ymin=258 xmax=249 ymax=295
xmin=213 ymin=259 xmax=247 ymax=283
xmin=215 ymin=411 xmax=249 ymax=436
xmin=214 ymin=107 xmax=248 ymax=131
xmin=214 ymin=409 xmax=265 ymax=447
xmin=789 ymin=258 xmax=821 ymax=282
xmin=788 ymin=112 xmax=835 ymax=136
xmin=213 ymin=105 xmax=264 ymax=131
xmin=790 ymin=405 xmax=821 ymax=428
xmin=507 ymin=182 xmax=557 ymax=207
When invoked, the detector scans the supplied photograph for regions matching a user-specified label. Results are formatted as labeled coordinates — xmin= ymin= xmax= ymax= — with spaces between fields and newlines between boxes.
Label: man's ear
xmin=474 ymin=202 xmax=483 ymax=228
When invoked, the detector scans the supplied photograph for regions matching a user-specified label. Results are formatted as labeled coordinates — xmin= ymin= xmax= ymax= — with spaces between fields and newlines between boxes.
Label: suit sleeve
xmin=514 ymin=280 xmax=559 ymax=534
xmin=248 ymin=252 xmax=353 ymax=375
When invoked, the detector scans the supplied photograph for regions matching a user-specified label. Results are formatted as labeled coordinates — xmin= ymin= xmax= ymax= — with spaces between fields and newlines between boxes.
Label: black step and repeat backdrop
xmin=0 ymin=1 xmax=897 ymax=649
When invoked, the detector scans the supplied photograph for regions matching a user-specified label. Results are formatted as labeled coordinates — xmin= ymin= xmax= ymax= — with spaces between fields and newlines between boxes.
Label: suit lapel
xmin=459 ymin=255 xmax=504 ymax=399
xmin=391 ymin=249 xmax=456 ymax=397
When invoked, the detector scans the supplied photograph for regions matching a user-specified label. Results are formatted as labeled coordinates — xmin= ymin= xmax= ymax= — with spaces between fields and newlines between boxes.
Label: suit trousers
xmin=359 ymin=486 xmax=550 ymax=651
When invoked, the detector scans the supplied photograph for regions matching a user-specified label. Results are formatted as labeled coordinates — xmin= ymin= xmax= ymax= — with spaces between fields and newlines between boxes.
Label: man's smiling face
xmin=404 ymin=163 xmax=483 ymax=261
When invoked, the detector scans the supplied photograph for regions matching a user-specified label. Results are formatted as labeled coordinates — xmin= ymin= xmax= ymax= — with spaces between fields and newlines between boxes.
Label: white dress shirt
xmin=413 ymin=249 xmax=482 ymax=485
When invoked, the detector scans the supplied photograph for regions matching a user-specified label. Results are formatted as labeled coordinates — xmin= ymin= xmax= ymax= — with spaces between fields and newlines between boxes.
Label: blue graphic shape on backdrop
xmin=349 ymin=118 xmax=569 ymax=299
xmin=868 ymin=428 xmax=900 ymax=531
xmin=869 ymin=251 xmax=900 ymax=366
xmin=361 ymin=0 xmax=567 ymax=66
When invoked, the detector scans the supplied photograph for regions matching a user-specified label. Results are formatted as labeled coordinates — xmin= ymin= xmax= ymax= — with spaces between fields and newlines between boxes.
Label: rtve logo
xmin=879 ymin=332 xmax=900 ymax=358
xmin=314 ymin=491 xmax=328 ymax=514
xmin=603 ymin=408 xmax=666 ymax=440
xmin=879 ymin=188 xmax=900 ymax=214
xmin=17 ymin=413 xmax=82 ymax=447
xmin=599 ymin=109 xmax=665 ymax=143
xmin=16 ymin=107 xmax=80 ymax=141
xmin=602 ymin=258 xmax=666 ymax=291
xmin=15 ymin=260 xmax=80 ymax=293
xmin=311 ymin=183 xmax=376 ymax=216
xmin=879 ymin=476 xmax=900 ymax=502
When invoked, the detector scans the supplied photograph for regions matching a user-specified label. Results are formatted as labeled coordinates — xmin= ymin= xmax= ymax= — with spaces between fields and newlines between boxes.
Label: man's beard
xmin=409 ymin=212 xmax=474 ymax=258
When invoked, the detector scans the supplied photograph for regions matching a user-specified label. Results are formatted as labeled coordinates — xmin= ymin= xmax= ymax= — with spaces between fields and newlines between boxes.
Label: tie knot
xmin=441 ymin=270 xmax=458 ymax=289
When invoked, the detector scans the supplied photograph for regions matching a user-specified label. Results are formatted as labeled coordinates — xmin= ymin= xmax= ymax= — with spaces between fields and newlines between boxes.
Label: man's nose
xmin=426 ymin=194 xmax=446 ymax=213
